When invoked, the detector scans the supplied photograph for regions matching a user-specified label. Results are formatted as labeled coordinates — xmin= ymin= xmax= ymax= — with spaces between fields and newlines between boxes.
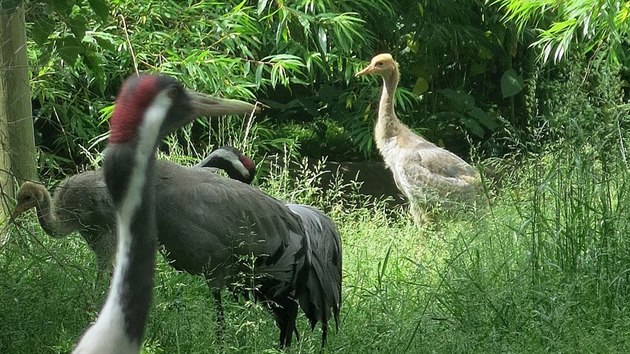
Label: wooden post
xmin=0 ymin=0 xmax=37 ymax=223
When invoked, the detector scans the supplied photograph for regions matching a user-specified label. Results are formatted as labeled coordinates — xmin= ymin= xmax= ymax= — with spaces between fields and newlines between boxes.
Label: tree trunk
xmin=0 ymin=1 xmax=37 ymax=223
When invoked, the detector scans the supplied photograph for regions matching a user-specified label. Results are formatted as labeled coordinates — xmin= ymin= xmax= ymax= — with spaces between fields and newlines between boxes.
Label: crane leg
xmin=271 ymin=296 xmax=299 ymax=348
xmin=209 ymin=285 xmax=225 ymax=342
xmin=409 ymin=202 xmax=430 ymax=226
xmin=84 ymin=232 xmax=114 ymax=292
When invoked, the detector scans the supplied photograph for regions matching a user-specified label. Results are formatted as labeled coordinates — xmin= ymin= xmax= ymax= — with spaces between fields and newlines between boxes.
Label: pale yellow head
xmin=355 ymin=53 xmax=399 ymax=77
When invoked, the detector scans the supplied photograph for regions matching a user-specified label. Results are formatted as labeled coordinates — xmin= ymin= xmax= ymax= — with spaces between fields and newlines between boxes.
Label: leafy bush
xmin=25 ymin=0 xmax=394 ymax=176
xmin=25 ymin=0 xmax=574 ymax=179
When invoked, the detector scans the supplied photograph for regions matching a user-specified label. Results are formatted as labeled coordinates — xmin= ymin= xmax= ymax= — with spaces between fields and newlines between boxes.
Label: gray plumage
xmin=286 ymin=204 xmax=342 ymax=347
xmin=74 ymin=74 xmax=259 ymax=353
xmin=11 ymin=147 xmax=255 ymax=285
xmin=155 ymin=161 xmax=341 ymax=347
xmin=13 ymin=150 xmax=341 ymax=348
xmin=356 ymin=53 xmax=482 ymax=223
xmin=13 ymin=171 xmax=115 ymax=284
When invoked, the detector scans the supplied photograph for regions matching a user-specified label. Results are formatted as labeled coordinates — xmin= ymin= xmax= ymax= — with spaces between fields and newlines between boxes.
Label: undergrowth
xmin=2 ymin=133 xmax=630 ymax=353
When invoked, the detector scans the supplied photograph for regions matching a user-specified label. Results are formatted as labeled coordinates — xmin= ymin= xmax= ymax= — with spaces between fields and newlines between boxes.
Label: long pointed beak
xmin=188 ymin=91 xmax=259 ymax=117
xmin=1 ymin=207 xmax=22 ymax=240
xmin=355 ymin=65 xmax=374 ymax=77
xmin=7 ymin=205 xmax=25 ymax=226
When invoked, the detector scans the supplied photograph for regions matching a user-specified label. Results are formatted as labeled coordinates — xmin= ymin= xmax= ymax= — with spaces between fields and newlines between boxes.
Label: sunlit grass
xmin=2 ymin=145 xmax=630 ymax=353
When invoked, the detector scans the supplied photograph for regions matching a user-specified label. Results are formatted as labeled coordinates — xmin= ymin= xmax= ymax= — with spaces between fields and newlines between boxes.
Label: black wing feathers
xmin=287 ymin=204 xmax=342 ymax=345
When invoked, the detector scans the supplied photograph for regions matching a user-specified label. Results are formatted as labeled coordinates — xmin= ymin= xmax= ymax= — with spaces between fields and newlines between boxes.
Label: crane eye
xmin=166 ymin=85 xmax=180 ymax=99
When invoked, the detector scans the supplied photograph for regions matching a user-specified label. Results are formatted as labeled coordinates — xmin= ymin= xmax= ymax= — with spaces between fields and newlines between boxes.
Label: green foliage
xmin=24 ymin=0 xmax=562 ymax=175
xmin=496 ymin=0 xmax=630 ymax=64
xmin=25 ymin=0 xmax=396 ymax=176
xmin=5 ymin=1 xmax=630 ymax=353
xmin=6 ymin=2 xmax=630 ymax=353
xmin=500 ymin=69 xmax=524 ymax=98
xmin=24 ymin=0 xmax=630 ymax=177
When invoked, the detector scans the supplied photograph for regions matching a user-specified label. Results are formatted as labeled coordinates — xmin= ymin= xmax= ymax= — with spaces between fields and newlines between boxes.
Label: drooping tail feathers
xmin=286 ymin=204 xmax=342 ymax=347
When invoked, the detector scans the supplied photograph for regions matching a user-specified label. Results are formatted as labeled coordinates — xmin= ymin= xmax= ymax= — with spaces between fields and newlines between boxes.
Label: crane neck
xmin=197 ymin=151 xmax=251 ymax=184
xmin=376 ymin=68 xmax=404 ymax=142
xmin=106 ymin=147 xmax=157 ymax=346
xmin=379 ymin=70 xmax=399 ymax=118
xmin=114 ymin=164 xmax=157 ymax=344
xmin=35 ymin=191 xmax=64 ymax=238
xmin=74 ymin=145 xmax=157 ymax=353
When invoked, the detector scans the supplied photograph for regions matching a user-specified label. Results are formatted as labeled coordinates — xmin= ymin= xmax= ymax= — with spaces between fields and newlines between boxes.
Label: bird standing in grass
xmin=153 ymin=158 xmax=342 ymax=348
xmin=73 ymin=74 xmax=257 ymax=353
xmin=13 ymin=142 xmax=342 ymax=348
xmin=356 ymin=53 xmax=482 ymax=224
xmin=11 ymin=147 xmax=256 ymax=286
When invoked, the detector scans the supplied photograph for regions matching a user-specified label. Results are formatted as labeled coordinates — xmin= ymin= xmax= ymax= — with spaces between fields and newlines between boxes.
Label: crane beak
xmin=355 ymin=64 xmax=375 ymax=77
xmin=188 ymin=91 xmax=260 ymax=117
xmin=7 ymin=205 xmax=25 ymax=225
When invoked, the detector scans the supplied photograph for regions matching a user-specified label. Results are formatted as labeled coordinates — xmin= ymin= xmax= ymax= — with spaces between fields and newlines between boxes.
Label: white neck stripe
xmin=211 ymin=148 xmax=249 ymax=178
xmin=73 ymin=90 xmax=172 ymax=354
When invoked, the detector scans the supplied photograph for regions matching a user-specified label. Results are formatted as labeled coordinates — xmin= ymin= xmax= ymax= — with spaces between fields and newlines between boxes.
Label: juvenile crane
xmin=73 ymin=74 xmax=257 ymax=353
xmin=11 ymin=147 xmax=256 ymax=285
xmin=356 ymin=53 xmax=482 ymax=223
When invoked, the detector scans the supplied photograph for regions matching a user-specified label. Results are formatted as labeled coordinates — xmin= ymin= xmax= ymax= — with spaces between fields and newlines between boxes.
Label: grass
xmin=2 ymin=142 xmax=630 ymax=353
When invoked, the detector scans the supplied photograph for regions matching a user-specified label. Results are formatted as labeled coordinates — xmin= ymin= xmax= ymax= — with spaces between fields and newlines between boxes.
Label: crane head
xmin=355 ymin=53 xmax=398 ymax=77
xmin=11 ymin=181 xmax=46 ymax=221
xmin=109 ymin=75 xmax=258 ymax=145
xmin=216 ymin=146 xmax=256 ymax=184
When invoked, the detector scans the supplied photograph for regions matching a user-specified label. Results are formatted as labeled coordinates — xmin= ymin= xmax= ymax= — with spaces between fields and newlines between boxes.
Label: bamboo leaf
xmin=31 ymin=16 xmax=55 ymax=46
xmin=56 ymin=36 xmax=84 ymax=65
xmin=66 ymin=16 xmax=87 ymax=41
xmin=257 ymin=0 xmax=270 ymax=15
xmin=87 ymin=0 xmax=110 ymax=22
xmin=255 ymin=63 xmax=264 ymax=88
xmin=462 ymin=118 xmax=485 ymax=138
xmin=318 ymin=26 xmax=328 ymax=55
xmin=468 ymin=107 xmax=498 ymax=130
xmin=412 ymin=77 xmax=429 ymax=95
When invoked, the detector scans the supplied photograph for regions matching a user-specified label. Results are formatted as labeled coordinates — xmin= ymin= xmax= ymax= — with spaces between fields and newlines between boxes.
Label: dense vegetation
xmin=24 ymin=0 xmax=541 ymax=177
xmin=2 ymin=0 xmax=630 ymax=352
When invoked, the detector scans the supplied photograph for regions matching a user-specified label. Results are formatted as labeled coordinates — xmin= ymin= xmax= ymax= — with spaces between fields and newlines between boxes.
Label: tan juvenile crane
xmin=356 ymin=53 xmax=482 ymax=223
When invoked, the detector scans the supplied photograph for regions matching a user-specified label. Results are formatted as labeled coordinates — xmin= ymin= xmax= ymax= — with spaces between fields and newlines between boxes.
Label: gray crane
xmin=74 ymin=74 xmax=257 ymax=353
xmin=11 ymin=147 xmax=256 ymax=285
xmin=154 ymin=160 xmax=342 ymax=348
xmin=356 ymin=53 xmax=482 ymax=224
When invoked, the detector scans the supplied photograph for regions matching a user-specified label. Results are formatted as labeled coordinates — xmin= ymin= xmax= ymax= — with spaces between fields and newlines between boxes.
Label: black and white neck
xmin=73 ymin=75 xmax=173 ymax=353
xmin=196 ymin=146 xmax=256 ymax=184
xmin=73 ymin=75 xmax=258 ymax=353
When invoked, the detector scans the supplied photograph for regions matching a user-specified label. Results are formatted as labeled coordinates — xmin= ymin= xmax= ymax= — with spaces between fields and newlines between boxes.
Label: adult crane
xmin=44 ymin=77 xmax=339 ymax=349
xmin=356 ymin=53 xmax=482 ymax=223
xmin=73 ymin=74 xmax=257 ymax=353
xmin=154 ymin=158 xmax=342 ymax=348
